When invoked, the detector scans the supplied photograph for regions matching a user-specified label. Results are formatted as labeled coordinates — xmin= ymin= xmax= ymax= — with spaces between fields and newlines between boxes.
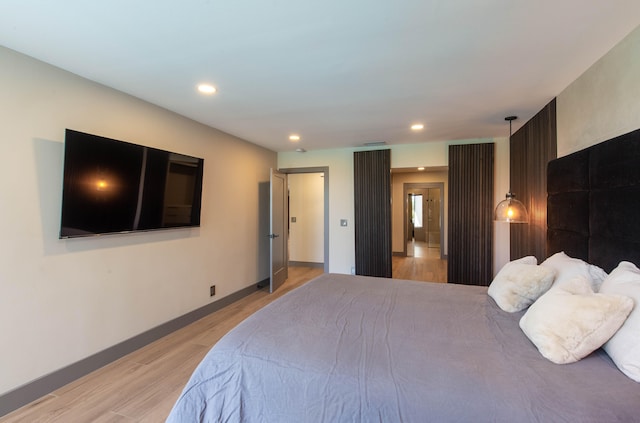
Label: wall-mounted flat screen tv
xmin=60 ymin=129 xmax=204 ymax=238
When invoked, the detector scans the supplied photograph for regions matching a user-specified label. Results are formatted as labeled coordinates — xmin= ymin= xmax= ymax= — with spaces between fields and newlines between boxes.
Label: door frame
xmin=402 ymin=182 xmax=445 ymax=259
xmin=278 ymin=166 xmax=329 ymax=274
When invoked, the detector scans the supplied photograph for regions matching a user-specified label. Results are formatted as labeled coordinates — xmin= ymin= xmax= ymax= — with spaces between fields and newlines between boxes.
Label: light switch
xmin=291 ymin=217 xmax=296 ymax=223
xmin=340 ymin=219 xmax=348 ymax=227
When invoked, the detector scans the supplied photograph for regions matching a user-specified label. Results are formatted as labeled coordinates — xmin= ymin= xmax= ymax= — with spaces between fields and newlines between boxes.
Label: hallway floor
xmin=393 ymin=241 xmax=447 ymax=283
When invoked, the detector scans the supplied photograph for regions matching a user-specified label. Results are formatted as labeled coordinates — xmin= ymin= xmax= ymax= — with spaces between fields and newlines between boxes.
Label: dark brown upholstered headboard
xmin=547 ymin=127 xmax=640 ymax=272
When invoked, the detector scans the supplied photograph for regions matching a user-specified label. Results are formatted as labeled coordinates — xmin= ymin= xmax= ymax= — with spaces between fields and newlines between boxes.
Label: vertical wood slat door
xmin=448 ymin=143 xmax=494 ymax=286
xmin=354 ymin=149 xmax=392 ymax=277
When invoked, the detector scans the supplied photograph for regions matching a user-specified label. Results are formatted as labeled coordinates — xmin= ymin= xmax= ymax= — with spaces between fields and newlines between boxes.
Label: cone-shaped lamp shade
xmin=494 ymin=192 xmax=529 ymax=223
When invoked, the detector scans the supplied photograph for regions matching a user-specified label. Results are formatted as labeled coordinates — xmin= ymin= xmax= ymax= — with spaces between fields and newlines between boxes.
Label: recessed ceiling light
xmin=411 ymin=123 xmax=424 ymax=131
xmin=418 ymin=167 xmax=425 ymax=171
xmin=289 ymin=134 xmax=301 ymax=141
xmin=197 ymin=84 xmax=217 ymax=94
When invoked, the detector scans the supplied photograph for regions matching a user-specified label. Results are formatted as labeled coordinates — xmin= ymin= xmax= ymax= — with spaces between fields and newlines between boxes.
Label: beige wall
xmin=0 ymin=46 xmax=276 ymax=395
xmin=557 ymin=25 xmax=640 ymax=156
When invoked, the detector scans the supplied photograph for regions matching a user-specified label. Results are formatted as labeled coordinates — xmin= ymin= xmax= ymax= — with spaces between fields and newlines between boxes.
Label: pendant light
xmin=494 ymin=116 xmax=529 ymax=223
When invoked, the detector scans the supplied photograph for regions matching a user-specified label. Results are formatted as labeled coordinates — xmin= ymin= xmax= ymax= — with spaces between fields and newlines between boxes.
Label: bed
xmin=167 ymin=129 xmax=640 ymax=422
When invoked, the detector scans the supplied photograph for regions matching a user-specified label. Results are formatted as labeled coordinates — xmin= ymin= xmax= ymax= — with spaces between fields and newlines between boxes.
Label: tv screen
xmin=60 ymin=129 xmax=204 ymax=238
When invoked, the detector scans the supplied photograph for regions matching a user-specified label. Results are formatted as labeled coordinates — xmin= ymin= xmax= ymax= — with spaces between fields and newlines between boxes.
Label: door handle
xmin=268 ymin=234 xmax=280 ymax=239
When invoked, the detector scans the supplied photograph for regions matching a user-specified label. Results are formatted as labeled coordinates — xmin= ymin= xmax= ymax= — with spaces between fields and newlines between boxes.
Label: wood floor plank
xmin=91 ymin=412 xmax=136 ymax=423
xmin=392 ymin=243 xmax=447 ymax=282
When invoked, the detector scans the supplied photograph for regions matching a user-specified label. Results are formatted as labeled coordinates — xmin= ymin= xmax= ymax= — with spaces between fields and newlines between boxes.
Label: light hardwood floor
xmin=392 ymin=242 xmax=447 ymax=283
xmin=1 ymin=257 xmax=445 ymax=422
xmin=0 ymin=267 xmax=323 ymax=423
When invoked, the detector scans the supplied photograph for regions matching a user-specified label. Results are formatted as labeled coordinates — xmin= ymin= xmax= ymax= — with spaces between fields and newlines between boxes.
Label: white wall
xmin=288 ymin=173 xmax=324 ymax=263
xmin=0 ymin=46 xmax=276 ymax=396
xmin=557 ymin=25 xmax=640 ymax=156
xmin=278 ymin=138 xmax=511 ymax=276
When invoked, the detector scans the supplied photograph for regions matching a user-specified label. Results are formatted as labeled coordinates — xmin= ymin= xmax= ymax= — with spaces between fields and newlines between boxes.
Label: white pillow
xmin=519 ymin=275 xmax=633 ymax=364
xmin=515 ymin=256 xmax=537 ymax=265
xmin=541 ymin=251 xmax=608 ymax=291
xmin=488 ymin=257 xmax=555 ymax=312
xmin=600 ymin=261 xmax=640 ymax=382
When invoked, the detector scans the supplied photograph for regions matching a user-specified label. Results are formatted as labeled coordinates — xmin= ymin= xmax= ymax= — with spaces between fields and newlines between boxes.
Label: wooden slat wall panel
xmin=448 ymin=143 xmax=494 ymax=286
xmin=510 ymin=99 xmax=557 ymax=261
xmin=354 ymin=149 xmax=392 ymax=277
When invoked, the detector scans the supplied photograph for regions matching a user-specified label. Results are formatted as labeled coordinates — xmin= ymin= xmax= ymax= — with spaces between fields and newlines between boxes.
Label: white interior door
xmin=270 ymin=169 xmax=288 ymax=293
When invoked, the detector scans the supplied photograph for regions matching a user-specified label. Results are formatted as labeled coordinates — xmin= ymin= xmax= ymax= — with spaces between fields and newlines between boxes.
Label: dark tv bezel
xmin=59 ymin=129 xmax=204 ymax=239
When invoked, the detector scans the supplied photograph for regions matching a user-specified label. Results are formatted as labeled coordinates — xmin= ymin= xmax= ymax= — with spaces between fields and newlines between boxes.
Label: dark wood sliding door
xmin=354 ymin=149 xmax=392 ymax=277
xmin=448 ymin=143 xmax=494 ymax=286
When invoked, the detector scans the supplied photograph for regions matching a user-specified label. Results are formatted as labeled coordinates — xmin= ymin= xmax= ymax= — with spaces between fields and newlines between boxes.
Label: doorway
xmin=403 ymin=182 xmax=445 ymax=259
xmin=279 ymin=167 xmax=329 ymax=274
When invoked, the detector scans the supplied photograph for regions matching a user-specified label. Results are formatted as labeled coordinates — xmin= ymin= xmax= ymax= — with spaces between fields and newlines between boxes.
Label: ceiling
xmin=2 ymin=1 xmax=639 ymax=153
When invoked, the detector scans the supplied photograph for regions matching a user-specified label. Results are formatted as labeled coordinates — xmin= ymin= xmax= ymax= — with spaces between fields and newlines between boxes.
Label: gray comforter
xmin=167 ymin=273 xmax=640 ymax=422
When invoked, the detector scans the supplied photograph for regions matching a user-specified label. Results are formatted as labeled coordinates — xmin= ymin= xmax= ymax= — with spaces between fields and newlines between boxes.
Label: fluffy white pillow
xmin=519 ymin=275 xmax=633 ymax=364
xmin=600 ymin=261 xmax=640 ymax=382
xmin=541 ymin=251 xmax=608 ymax=291
xmin=488 ymin=257 xmax=555 ymax=312
xmin=506 ymin=255 xmax=537 ymax=266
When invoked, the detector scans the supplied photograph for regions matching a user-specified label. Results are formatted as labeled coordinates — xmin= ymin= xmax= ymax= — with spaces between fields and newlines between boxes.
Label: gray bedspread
xmin=167 ymin=273 xmax=640 ymax=422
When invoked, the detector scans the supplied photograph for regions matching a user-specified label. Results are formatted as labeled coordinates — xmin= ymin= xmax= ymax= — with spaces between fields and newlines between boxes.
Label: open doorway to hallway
xmin=391 ymin=168 xmax=448 ymax=283
xmin=406 ymin=187 xmax=442 ymax=257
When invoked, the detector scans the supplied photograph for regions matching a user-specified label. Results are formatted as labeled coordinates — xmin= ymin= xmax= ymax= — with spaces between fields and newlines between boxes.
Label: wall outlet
xmin=210 ymin=285 xmax=216 ymax=297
